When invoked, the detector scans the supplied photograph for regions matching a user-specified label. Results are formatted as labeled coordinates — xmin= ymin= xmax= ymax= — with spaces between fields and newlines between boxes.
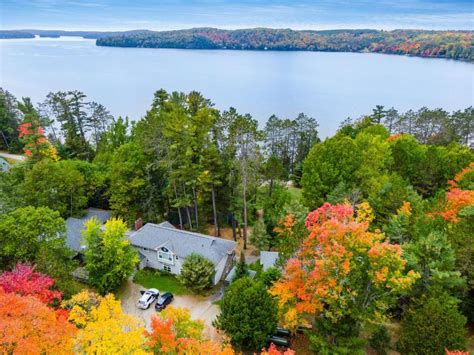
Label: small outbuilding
xmin=260 ymin=251 xmax=280 ymax=271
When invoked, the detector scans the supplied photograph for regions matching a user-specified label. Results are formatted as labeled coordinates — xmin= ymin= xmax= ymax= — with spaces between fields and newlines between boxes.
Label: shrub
xmin=369 ymin=325 xmax=391 ymax=355
xmin=178 ymin=253 xmax=214 ymax=292
xmin=397 ymin=291 xmax=467 ymax=355
xmin=258 ymin=267 xmax=281 ymax=289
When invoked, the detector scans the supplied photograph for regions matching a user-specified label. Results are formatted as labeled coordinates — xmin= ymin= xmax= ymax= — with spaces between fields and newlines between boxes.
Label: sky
xmin=1 ymin=0 xmax=473 ymax=31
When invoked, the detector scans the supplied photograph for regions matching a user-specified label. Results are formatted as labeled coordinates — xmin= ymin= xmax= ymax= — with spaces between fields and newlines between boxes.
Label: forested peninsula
xmin=95 ymin=28 xmax=473 ymax=61
xmin=1 ymin=27 xmax=472 ymax=61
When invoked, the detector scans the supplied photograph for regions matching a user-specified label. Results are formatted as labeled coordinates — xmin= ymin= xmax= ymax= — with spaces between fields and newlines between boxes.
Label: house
xmin=260 ymin=251 xmax=279 ymax=271
xmin=129 ymin=222 xmax=237 ymax=285
xmin=66 ymin=208 xmax=111 ymax=260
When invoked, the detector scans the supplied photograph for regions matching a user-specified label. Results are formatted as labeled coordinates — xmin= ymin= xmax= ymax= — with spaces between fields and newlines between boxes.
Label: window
xmin=163 ymin=265 xmax=171 ymax=273
xmin=158 ymin=247 xmax=174 ymax=264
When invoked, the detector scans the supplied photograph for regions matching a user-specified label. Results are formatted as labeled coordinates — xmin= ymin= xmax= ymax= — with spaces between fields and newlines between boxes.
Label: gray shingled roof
xmin=129 ymin=223 xmax=237 ymax=265
xmin=66 ymin=208 xmax=111 ymax=252
xmin=260 ymin=251 xmax=279 ymax=271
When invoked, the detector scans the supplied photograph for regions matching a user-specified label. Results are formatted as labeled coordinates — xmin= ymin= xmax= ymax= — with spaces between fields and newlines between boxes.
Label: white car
xmin=137 ymin=288 xmax=159 ymax=309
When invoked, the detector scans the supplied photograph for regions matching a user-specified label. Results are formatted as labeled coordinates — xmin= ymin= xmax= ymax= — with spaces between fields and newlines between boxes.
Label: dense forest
xmin=96 ymin=28 xmax=474 ymax=61
xmin=0 ymin=86 xmax=473 ymax=353
xmin=2 ymin=28 xmax=472 ymax=61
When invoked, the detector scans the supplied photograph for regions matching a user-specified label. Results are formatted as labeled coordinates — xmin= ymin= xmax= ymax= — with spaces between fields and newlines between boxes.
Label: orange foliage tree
xmin=17 ymin=99 xmax=59 ymax=161
xmin=438 ymin=162 xmax=474 ymax=223
xmin=261 ymin=343 xmax=295 ymax=355
xmin=144 ymin=306 xmax=233 ymax=355
xmin=0 ymin=290 xmax=76 ymax=353
xmin=271 ymin=202 xmax=419 ymax=332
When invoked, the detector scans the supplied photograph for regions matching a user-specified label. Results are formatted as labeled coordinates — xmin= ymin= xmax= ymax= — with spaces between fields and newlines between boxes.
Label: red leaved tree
xmin=0 ymin=263 xmax=62 ymax=305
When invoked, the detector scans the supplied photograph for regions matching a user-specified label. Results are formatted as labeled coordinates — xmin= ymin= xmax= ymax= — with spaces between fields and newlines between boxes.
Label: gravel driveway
xmin=119 ymin=279 xmax=221 ymax=340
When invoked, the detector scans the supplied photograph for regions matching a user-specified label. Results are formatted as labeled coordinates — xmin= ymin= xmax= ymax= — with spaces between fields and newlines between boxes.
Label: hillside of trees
xmin=0 ymin=86 xmax=473 ymax=353
xmin=96 ymin=28 xmax=474 ymax=61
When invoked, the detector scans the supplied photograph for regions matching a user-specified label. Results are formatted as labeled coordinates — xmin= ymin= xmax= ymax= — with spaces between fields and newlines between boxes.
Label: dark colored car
xmin=274 ymin=328 xmax=291 ymax=337
xmin=268 ymin=335 xmax=290 ymax=348
xmin=155 ymin=292 xmax=174 ymax=311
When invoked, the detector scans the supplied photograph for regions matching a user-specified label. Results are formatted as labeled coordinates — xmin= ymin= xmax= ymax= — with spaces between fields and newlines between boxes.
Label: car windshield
xmin=140 ymin=293 xmax=151 ymax=302
xmin=157 ymin=297 xmax=165 ymax=305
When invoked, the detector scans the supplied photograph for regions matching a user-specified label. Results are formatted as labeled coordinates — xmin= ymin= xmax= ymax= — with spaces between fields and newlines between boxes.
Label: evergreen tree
xmin=214 ymin=277 xmax=278 ymax=350
xmin=233 ymin=250 xmax=249 ymax=281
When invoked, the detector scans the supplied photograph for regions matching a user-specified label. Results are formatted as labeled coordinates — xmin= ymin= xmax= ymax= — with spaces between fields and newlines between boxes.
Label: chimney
xmin=135 ymin=218 xmax=143 ymax=231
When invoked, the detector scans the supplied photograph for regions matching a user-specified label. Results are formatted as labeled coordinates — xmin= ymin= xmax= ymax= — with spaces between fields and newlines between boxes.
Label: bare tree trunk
xmin=186 ymin=206 xmax=193 ymax=231
xmin=242 ymin=172 xmax=248 ymax=249
xmin=183 ymin=185 xmax=193 ymax=230
xmin=192 ymin=186 xmax=199 ymax=229
xmin=211 ymin=186 xmax=218 ymax=237
xmin=173 ymin=183 xmax=183 ymax=230
xmin=0 ymin=130 xmax=9 ymax=150
xmin=231 ymin=217 xmax=237 ymax=241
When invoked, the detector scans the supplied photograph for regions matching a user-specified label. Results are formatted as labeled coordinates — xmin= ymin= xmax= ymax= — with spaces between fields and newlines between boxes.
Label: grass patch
xmin=287 ymin=186 xmax=303 ymax=203
xmin=134 ymin=269 xmax=189 ymax=296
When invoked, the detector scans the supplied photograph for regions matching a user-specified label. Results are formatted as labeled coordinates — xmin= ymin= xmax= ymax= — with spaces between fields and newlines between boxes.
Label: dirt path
xmin=118 ymin=279 xmax=221 ymax=340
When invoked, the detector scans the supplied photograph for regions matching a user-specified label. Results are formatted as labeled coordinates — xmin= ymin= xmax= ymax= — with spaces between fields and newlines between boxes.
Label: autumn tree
xmin=0 ymin=263 xmax=62 ymax=305
xmin=274 ymin=209 xmax=308 ymax=264
xmin=261 ymin=343 xmax=295 ymax=355
xmin=270 ymin=202 xmax=418 ymax=351
xmin=145 ymin=306 xmax=234 ymax=354
xmin=83 ymin=218 xmax=138 ymax=294
xmin=72 ymin=293 xmax=146 ymax=353
xmin=17 ymin=97 xmax=59 ymax=161
xmin=0 ymin=290 xmax=76 ymax=354
xmin=0 ymin=205 xmax=80 ymax=297
xmin=61 ymin=290 xmax=102 ymax=328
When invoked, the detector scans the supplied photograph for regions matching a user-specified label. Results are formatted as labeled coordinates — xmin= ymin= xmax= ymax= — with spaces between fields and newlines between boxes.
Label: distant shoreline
xmin=1 ymin=28 xmax=472 ymax=62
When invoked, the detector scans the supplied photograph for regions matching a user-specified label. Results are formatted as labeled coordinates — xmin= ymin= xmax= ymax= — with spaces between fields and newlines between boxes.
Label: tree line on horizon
xmin=95 ymin=28 xmax=474 ymax=61
xmin=0 ymin=86 xmax=473 ymax=353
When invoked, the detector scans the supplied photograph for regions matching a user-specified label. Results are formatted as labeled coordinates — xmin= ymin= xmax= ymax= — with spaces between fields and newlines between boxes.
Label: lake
xmin=1 ymin=37 xmax=472 ymax=137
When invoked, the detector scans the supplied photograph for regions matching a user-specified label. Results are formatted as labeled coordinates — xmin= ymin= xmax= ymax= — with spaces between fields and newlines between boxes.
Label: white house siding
xmin=137 ymin=247 xmax=182 ymax=275
xmin=137 ymin=246 xmax=231 ymax=286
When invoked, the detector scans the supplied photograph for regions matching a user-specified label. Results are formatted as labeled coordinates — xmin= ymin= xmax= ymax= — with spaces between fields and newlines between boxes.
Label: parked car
xmin=155 ymin=292 xmax=174 ymax=311
xmin=268 ymin=335 xmax=290 ymax=347
xmin=274 ymin=328 xmax=291 ymax=337
xmin=137 ymin=288 xmax=159 ymax=309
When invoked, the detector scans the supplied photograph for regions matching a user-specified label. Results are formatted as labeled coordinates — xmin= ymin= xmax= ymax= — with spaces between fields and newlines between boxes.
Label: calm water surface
xmin=1 ymin=37 xmax=473 ymax=137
